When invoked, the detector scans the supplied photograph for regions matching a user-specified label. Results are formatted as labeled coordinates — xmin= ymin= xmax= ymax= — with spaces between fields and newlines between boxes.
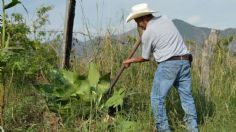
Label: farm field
xmin=1 ymin=1 xmax=236 ymax=132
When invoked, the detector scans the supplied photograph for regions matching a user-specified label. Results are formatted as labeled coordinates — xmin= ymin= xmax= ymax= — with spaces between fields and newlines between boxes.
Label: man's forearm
xmin=123 ymin=57 xmax=149 ymax=68
xmin=125 ymin=57 xmax=149 ymax=63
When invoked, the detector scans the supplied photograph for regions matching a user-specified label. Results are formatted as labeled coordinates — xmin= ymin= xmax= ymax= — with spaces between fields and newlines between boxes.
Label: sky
xmin=2 ymin=0 xmax=236 ymax=36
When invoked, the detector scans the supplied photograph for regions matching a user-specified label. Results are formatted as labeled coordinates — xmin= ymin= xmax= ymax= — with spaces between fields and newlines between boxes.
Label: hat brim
xmin=126 ymin=10 xmax=156 ymax=22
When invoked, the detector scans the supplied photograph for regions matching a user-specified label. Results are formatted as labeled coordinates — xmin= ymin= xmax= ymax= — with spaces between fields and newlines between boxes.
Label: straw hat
xmin=126 ymin=3 xmax=156 ymax=22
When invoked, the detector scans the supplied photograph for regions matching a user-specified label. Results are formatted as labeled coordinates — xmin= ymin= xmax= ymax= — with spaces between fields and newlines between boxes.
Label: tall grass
xmin=2 ymin=2 xmax=236 ymax=131
xmin=76 ymin=35 xmax=236 ymax=131
xmin=3 ymin=26 xmax=236 ymax=131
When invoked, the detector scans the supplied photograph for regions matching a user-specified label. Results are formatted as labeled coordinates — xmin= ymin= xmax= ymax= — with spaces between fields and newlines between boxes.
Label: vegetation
xmin=0 ymin=2 xmax=236 ymax=132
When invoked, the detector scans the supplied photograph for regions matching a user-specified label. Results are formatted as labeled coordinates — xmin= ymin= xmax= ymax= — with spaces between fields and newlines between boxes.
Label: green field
xmin=1 ymin=4 xmax=236 ymax=132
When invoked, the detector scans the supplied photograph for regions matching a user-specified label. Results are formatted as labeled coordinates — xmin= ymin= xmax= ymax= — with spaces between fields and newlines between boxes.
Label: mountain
xmin=174 ymin=19 xmax=236 ymax=45
xmin=77 ymin=19 xmax=236 ymax=56
xmin=120 ymin=19 xmax=236 ymax=45
xmin=173 ymin=19 xmax=211 ymax=45
xmin=220 ymin=28 xmax=236 ymax=37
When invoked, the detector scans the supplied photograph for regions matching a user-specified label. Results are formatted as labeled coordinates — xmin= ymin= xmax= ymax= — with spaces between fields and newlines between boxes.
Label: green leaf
xmin=97 ymin=81 xmax=110 ymax=95
xmin=97 ymin=73 xmax=111 ymax=95
xmin=52 ymin=84 xmax=76 ymax=98
xmin=61 ymin=70 xmax=78 ymax=85
xmin=76 ymin=80 xmax=92 ymax=102
xmin=4 ymin=0 xmax=21 ymax=10
xmin=88 ymin=63 xmax=100 ymax=87
xmin=96 ymin=80 xmax=110 ymax=106
xmin=104 ymin=89 xmax=126 ymax=108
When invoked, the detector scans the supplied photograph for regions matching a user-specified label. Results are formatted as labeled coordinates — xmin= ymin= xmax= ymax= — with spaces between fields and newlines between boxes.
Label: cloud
xmin=186 ymin=15 xmax=201 ymax=25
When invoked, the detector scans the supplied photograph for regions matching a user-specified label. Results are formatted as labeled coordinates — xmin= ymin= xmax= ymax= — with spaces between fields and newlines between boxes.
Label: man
xmin=123 ymin=3 xmax=198 ymax=132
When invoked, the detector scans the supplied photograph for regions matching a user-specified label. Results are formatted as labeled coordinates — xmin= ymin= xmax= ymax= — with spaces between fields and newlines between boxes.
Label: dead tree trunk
xmin=200 ymin=29 xmax=219 ymax=98
xmin=61 ymin=0 xmax=76 ymax=69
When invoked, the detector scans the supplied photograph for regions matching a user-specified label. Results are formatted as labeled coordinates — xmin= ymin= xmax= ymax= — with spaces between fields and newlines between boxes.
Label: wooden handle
xmin=108 ymin=27 xmax=143 ymax=94
xmin=109 ymin=39 xmax=141 ymax=92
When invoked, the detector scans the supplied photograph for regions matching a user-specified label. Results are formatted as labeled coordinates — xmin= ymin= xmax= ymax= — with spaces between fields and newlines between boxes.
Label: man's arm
xmin=123 ymin=57 xmax=149 ymax=68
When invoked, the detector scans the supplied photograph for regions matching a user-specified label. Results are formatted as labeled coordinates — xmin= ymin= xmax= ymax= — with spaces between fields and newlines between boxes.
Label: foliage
xmin=4 ymin=0 xmax=20 ymax=10
xmin=37 ymin=63 xmax=126 ymax=121
xmin=1 ymin=0 xmax=28 ymax=127
xmin=32 ymin=5 xmax=53 ymax=41
xmin=1 ymin=2 xmax=236 ymax=132
xmin=104 ymin=88 xmax=125 ymax=108
xmin=220 ymin=36 xmax=234 ymax=47
xmin=114 ymin=118 xmax=141 ymax=132
xmin=4 ymin=12 xmax=57 ymax=81
xmin=1 ymin=3 xmax=55 ymax=74
xmin=4 ymin=93 xmax=45 ymax=131
xmin=1 ymin=3 xmax=57 ymax=129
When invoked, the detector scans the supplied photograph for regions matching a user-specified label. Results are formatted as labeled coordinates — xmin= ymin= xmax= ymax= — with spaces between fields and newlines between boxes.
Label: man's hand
xmin=123 ymin=59 xmax=132 ymax=68
xmin=123 ymin=57 xmax=148 ymax=69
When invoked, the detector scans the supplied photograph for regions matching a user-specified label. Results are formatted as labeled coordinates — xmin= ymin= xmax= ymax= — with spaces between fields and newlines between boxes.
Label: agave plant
xmin=37 ymin=63 xmax=125 ymax=118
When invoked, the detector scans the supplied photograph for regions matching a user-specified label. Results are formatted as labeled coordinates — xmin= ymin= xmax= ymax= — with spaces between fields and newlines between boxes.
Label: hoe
xmin=108 ymin=27 xmax=142 ymax=94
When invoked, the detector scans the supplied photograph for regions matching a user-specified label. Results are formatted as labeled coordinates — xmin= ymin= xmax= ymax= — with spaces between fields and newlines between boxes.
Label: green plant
xmin=37 ymin=63 xmax=126 ymax=122
xmin=1 ymin=0 xmax=27 ymax=127
xmin=32 ymin=5 xmax=53 ymax=41
xmin=1 ymin=4 xmax=57 ymax=129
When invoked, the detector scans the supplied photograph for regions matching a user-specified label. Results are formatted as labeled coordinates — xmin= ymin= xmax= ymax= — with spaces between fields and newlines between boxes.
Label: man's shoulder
xmin=150 ymin=14 xmax=170 ymax=22
xmin=146 ymin=15 xmax=170 ymax=30
xmin=151 ymin=15 xmax=177 ymax=32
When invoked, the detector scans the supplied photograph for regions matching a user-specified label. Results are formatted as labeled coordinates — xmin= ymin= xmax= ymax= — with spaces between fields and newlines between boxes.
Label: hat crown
xmin=126 ymin=3 xmax=156 ymax=22
xmin=132 ymin=3 xmax=149 ymax=12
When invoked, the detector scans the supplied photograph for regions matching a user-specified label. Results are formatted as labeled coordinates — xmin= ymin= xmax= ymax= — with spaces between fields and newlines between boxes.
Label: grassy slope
xmin=91 ymin=37 xmax=236 ymax=131
xmin=3 ymin=36 xmax=236 ymax=131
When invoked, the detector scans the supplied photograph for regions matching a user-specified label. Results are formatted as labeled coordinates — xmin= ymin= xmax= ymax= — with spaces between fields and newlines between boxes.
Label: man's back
xmin=142 ymin=15 xmax=189 ymax=62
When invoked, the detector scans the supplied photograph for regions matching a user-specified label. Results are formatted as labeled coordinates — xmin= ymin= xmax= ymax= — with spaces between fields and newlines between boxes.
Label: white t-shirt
xmin=142 ymin=15 xmax=189 ymax=62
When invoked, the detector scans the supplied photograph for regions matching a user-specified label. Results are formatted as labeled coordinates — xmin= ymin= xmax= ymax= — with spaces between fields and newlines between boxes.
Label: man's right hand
xmin=123 ymin=59 xmax=131 ymax=68
xmin=122 ymin=57 xmax=148 ymax=68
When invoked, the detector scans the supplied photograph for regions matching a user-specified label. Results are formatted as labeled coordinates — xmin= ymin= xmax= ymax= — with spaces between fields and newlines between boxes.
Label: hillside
xmin=119 ymin=19 xmax=236 ymax=45
xmin=76 ymin=18 xmax=236 ymax=57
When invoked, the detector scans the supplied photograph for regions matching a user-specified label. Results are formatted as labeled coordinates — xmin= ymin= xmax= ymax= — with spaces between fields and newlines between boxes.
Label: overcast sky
xmin=3 ymin=0 xmax=236 ymax=35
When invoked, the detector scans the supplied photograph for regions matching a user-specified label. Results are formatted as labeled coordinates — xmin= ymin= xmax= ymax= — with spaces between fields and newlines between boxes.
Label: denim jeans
xmin=151 ymin=60 xmax=198 ymax=132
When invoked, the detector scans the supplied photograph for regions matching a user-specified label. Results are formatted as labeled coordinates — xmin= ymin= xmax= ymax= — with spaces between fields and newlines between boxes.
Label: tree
xmin=61 ymin=0 xmax=76 ymax=69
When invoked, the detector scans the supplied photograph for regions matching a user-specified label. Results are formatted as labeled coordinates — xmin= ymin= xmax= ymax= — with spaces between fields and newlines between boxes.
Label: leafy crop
xmin=37 ymin=63 xmax=126 ymax=120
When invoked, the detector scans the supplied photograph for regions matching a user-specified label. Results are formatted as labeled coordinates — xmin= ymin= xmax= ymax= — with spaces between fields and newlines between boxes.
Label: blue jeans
xmin=151 ymin=60 xmax=198 ymax=132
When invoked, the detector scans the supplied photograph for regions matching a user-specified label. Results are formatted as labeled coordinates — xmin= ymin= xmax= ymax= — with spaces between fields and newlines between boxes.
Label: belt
xmin=166 ymin=54 xmax=192 ymax=61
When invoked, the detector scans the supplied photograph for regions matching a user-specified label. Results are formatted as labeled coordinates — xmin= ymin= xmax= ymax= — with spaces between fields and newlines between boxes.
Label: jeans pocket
xmin=160 ymin=65 xmax=179 ymax=80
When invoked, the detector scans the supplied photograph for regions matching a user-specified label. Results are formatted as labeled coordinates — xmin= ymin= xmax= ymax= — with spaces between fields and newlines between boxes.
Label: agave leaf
xmin=97 ymin=80 xmax=110 ymax=95
xmin=61 ymin=70 xmax=78 ymax=85
xmin=104 ymin=88 xmax=126 ymax=108
xmin=52 ymin=84 xmax=76 ymax=98
xmin=4 ymin=0 xmax=21 ymax=9
xmin=97 ymin=73 xmax=110 ymax=95
xmin=88 ymin=63 xmax=100 ymax=87
xmin=76 ymin=80 xmax=92 ymax=102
